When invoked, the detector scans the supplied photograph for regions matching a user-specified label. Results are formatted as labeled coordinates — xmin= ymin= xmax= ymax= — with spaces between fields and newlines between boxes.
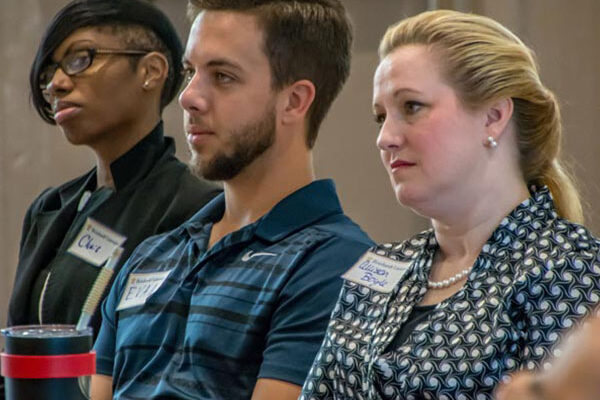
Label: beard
xmin=190 ymin=105 xmax=276 ymax=181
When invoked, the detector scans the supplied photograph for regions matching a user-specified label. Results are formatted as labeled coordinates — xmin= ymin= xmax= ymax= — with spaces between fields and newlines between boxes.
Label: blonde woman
xmin=301 ymin=9 xmax=600 ymax=400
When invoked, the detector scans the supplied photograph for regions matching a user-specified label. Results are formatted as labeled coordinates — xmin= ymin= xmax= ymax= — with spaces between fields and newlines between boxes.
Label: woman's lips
xmin=52 ymin=101 xmax=81 ymax=124
xmin=53 ymin=105 xmax=81 ymax=124
xmin=390 ymin=159 xmax=416 ymax=170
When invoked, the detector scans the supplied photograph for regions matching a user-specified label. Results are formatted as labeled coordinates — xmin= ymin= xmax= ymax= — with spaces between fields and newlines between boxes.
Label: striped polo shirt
xmin=94 ymin=179 xmax=373 ymax=399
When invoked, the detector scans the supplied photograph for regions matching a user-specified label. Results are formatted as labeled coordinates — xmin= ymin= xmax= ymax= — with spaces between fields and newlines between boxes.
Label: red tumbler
xmin=1 ymin=325 xmax=95 ymax=400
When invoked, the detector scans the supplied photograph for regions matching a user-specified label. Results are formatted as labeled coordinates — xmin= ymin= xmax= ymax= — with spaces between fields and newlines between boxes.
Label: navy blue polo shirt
xmin=95 ymin=179 xmax=373 ymax=399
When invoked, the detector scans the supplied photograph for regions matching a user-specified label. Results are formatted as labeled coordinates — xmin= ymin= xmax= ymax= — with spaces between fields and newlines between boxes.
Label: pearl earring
xmin=143 ymin=81 xmax=150 ymax=89
xmin=485 ymin=136 xmax=498 ymax=148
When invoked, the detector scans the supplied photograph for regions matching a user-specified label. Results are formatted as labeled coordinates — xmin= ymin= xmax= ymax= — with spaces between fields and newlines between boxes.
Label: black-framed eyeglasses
xmin=39 ymin=48 xmax=149 ymax=92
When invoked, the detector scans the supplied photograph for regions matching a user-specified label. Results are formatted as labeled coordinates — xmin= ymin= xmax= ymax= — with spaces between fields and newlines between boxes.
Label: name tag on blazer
xmin=116 ymin=270 xmax=172 ymax=311
xmin=67 ymin=218 xmax=127 ymax=266
xmin=342 ymin=251 xmax=411 ymax=293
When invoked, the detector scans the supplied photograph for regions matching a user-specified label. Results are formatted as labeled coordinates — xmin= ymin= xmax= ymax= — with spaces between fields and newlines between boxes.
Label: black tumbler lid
xmin=2 ymin=325 xmax=93 ymax=355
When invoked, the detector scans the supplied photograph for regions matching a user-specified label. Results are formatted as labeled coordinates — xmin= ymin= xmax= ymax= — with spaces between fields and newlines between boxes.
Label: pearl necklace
xmin=427 ymin=267 xmax=472 ymax=289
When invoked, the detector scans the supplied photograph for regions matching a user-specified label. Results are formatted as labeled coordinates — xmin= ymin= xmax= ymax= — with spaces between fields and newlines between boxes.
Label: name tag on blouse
xmin=67 ymin=218 xmax=127 ymax=266
xmin=342 ymin=251 xmax=411 ymax=293
xmin=116 ymin=270 xmax=172 ymax=311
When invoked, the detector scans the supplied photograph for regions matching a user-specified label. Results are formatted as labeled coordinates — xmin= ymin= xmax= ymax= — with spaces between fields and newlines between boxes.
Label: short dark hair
xmin=30 ymin=0 xmax=184 ymax=124
xmin=188 ymin=0 xmax=353 ymax=148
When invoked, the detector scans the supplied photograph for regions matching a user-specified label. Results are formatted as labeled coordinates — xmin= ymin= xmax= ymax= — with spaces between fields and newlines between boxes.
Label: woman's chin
xmin=394 ymin=188 xmax=432 ymax=218
xmin=61 ymin=127 xmax=96 ymax=147
xmin=394 ymin=186 xmax=419 ymax=208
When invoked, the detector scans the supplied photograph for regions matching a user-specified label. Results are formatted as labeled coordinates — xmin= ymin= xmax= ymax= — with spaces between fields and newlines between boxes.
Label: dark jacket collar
xmin=110 ymin=121 xmax=170 ymax=191
xmin=55 ymin=121 xmax=173 ymax=206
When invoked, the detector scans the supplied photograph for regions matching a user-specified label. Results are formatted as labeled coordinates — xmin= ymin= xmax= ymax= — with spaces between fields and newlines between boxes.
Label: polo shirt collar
xmin=189 ymin=193 xmax=227 ymax=227
xmin=109 ymin=121 xmax=170 ymax=191
xmin=185 ymin=179 xmax=343 ymax=243
xmin=255 ymin=179 xmax=342 ymax=242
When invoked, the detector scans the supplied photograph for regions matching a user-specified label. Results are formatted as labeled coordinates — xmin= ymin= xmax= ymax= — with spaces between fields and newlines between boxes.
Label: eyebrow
xmin=372 ymin=87 xmax=423 ymax=113
xmin=181 ymin=57 xmax=243 ymax=73
xmin=392 ymin=87 xmax=422 ymax=97
xmin=64 ymin=40 xmax=96 ymax=51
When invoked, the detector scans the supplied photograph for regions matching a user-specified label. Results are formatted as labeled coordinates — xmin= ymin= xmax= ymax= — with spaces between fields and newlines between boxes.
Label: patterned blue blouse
xmin=301 ymin=188 xmax=600 ymax=400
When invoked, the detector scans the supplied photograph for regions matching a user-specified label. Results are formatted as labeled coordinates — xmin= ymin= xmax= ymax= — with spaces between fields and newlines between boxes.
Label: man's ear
xmin=484 ymin=97 xmax=514 ymax=141
xmin=138 ymin=51 xmax=169 ymax=90
xmin=279 ymin=79 xmax=316 ymax=126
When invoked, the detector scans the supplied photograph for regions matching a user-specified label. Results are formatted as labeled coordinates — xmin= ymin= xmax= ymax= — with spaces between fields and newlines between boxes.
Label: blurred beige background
xmin=1 ymin=0 xmax=599 ymax=330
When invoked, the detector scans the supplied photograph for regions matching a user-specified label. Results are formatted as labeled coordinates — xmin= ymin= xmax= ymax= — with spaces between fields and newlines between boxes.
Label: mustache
xmin=185 ymin=116 xmax=207 ymax=126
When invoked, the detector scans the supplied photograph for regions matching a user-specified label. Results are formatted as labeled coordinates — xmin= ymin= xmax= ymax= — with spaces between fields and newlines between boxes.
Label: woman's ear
xmin=139 ymin=51 xmax=169 ymax=90
xmin=484 ymin=97 xmax=514 ymax=141
xmin=279 ymin=79 xmax=316 ymax=126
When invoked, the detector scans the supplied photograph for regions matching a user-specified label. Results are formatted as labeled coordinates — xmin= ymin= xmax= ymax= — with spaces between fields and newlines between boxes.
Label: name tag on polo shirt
xmin=342 ymin=251 xmax=411 ymax=293
xmin=67 ymin=218 xmax=127 ymax=266
xmin=116 ymin=270 xmax=172 ymax=311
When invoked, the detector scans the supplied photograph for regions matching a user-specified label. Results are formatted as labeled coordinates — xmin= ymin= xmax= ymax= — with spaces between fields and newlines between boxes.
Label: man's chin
xmin=189 ymin=158 xmax=211 ymax=180
xmin=189 ymin=157 xmax=241 ymax=182
xmin=188 ymin=153 xmax=206 ymax=178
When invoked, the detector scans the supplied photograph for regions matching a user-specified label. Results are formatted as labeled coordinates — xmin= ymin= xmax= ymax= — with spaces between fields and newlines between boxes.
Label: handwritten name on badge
xmin=67 ymin=218 xmax=127 ymax=267
xmin=342 ymin=251 xmax=411 ymax=293
xmin=116 ymin=270 xmax=172 ymax=311
xmin=67 ymin=218 xmax=127 ymax=266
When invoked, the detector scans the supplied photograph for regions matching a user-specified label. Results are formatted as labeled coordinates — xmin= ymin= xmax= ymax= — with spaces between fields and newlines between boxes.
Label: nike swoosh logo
xmin=241 ymin=251 xmax=278 ymax=262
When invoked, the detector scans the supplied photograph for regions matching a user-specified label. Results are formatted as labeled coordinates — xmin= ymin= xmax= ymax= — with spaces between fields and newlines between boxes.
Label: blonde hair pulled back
xmin=379 ymin=9 xmax=582 ymax=223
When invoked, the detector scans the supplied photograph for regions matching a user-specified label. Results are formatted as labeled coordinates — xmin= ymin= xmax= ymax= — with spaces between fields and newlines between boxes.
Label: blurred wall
xmin=1 ymin=0 xmax=599 ymax=331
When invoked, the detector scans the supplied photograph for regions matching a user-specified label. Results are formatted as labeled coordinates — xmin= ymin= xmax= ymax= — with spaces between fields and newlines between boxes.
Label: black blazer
xmin=7 ymin=123 xmax=221 ymax=336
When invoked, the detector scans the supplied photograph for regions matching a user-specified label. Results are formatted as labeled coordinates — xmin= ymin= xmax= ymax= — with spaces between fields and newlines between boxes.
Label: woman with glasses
xmin=301 ymin=9 xmax=600 ymax=400
xmin=7 ymin=0 xmax=220 ymax=338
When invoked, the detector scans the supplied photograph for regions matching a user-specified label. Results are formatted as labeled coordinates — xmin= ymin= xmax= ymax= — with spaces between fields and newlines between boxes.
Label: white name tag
xmin=67 ymin=218 xmax=127 ymax=266
xmin=342 ymin=251 xmax=411 ymax=293
xmin=116 ymin=270 xmax=172 ymax=311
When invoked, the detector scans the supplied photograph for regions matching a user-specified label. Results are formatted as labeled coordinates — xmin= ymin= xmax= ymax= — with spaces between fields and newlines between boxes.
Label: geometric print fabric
xmin=301 ymin=187 xmax=600 ymax=399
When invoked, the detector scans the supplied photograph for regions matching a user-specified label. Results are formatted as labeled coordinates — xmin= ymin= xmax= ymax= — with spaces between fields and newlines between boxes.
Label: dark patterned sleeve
xmin=301 ymin=279 xmax=379 ymax=400
xmin=515 ymin=243 xmax=600 ymax=370
xmin=300 ymin=325 xmax=336 ymax=399
xmin=300 ymin=285 xmax=343 ymax=400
